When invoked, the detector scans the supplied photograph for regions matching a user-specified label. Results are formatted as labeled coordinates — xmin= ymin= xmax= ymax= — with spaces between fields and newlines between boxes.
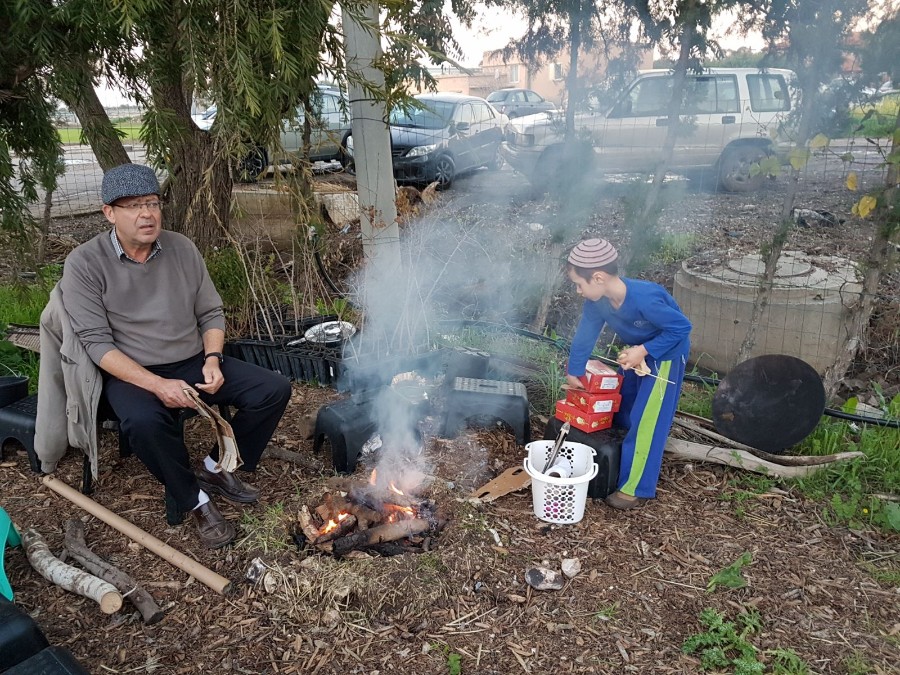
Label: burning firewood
xmin=332 ymin=518 xmax=431 ymax=557
xmin=313 ymin=514 xmax=357 ymax=545
xmin=296 ymin=506 xmax=322 ymax=542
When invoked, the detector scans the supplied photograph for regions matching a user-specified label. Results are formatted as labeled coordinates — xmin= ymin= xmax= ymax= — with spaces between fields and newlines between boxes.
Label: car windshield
xmin=486 ymin=92 xmax=507 ymax=102
xmin=390 ymin=100 xmax=456 ymax=129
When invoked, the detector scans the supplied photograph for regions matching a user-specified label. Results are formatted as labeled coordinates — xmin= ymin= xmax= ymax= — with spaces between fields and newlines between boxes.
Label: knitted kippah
xmin=101 ymin=164 xmax=160 ymax=205
xmin=567 ymin=238 xmax=618 ymax=268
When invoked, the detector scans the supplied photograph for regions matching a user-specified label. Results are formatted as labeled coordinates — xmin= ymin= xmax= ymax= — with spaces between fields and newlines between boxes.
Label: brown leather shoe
xmin=192 ymin=501 xmax=235 ymax=549
xmin=605 ymin=491 xmax=647 ymax=510
xmin=196 ymin=466 xmax=259 ymax=503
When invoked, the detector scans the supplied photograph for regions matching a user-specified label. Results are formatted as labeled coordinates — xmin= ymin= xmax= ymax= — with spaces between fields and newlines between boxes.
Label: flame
xmin=382 ymin=503 xmax=416 ymax=523
xmin=388 ymin=482 xmax=404 ymax=496
xmin=320 ymin=511 xmax=350 ymax=534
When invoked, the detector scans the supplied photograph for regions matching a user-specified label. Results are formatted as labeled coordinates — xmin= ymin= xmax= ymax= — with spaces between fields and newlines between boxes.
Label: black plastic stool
xmin=443 ymin=377 xmax=530 ymax=445
xmin=0 ymin=394 xmax=40 ymax=474
xmin=0 ymin=596 xmax=50 ymax=671
xmin=544 ymin=417 xmax=624 ymax=499
xmin=312 ymin=397 xmax=379 ymax=474
xmin=5 ymin=646 xmax=90 ymax=675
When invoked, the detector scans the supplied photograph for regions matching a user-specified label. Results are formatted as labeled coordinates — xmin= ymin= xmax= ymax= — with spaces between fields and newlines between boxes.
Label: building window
xmin=553 ymin=63 xmax=564 ymax=81
xmin=509 ymin=64 xmax=519 ymax=84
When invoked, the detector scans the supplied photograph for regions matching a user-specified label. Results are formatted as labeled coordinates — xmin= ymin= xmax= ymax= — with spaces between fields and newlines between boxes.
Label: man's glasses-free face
xmin=113 ymin=201 xmax=162 ymax=212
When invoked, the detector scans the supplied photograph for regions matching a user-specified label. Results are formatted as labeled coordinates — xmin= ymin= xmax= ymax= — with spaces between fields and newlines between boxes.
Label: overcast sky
xmin=96 ymin=6 xmax=771 ymax=107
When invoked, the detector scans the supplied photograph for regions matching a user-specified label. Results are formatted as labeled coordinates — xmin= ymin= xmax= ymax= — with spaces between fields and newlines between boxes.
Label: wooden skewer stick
xmin=588 ymin=354 xmax=676 ymax=386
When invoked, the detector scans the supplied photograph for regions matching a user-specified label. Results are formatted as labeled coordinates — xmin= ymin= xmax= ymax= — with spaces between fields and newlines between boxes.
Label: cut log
xmin=664 ymin=439 xmax=864 ymax=478
xmin=63 ymin=520 xmax=164 ymax=625
xmin=297 ymin=505 xmax=322 ymax=542
xmin=21 ymin=528 xmax=123 ymax=614
xmin=332 ymin=518 xmax=430 ymax=556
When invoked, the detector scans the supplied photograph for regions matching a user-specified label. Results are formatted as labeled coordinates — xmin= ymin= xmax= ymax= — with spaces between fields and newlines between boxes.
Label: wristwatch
xmin=204 ymin=352 xmax=224 ymax=364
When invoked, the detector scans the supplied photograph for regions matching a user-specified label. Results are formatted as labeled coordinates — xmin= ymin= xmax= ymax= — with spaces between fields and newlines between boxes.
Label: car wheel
xmin=236 ymin=146 xmax=268 ymax=183
xmin=339 ymin=134 xmax=354 ymax=172
xmin=486 ymin=145 xmax=503 ymax=171
xmin=718 ymin=145 xmax=768 ymax=192
xmin=433 ymin=154 xmax=455 ymax=190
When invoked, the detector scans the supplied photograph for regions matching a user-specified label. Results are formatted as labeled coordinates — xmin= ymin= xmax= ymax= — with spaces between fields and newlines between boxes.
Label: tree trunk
xmin=152 ymin=80 xmax=233 ymax=251
xmin=54 ymin=61 xmax=131 ymax=171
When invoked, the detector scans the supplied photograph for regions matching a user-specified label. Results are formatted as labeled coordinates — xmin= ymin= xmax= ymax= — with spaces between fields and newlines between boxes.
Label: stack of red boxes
xmin=555 ymin=360 xmax=623 ymax=433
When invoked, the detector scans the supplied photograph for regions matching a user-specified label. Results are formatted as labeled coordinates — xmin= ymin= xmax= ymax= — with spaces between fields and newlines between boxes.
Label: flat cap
xmin=101 ymin=164 xmax=160 ymax=205
xmin=567 ymin=238 xmax=618 ymax=268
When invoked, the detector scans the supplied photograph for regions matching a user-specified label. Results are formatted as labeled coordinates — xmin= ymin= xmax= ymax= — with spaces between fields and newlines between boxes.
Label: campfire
xmin=291 ymin=469 xmax=445 ymax=557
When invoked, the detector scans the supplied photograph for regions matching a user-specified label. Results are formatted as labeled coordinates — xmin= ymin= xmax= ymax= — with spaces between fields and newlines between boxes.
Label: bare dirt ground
xmin=2 ymin=163 xmax=898 ymax=674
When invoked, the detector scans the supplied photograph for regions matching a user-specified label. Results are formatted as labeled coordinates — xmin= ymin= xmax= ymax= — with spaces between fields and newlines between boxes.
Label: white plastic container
xmin=523 ymin=440 xmax=598 ymax=524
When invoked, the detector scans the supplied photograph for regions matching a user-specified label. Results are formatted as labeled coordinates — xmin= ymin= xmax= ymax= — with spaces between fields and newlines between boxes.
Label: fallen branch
xmin=673 ymin=416 xmax=863 ymax=466
xmin=263 ymin=445 xmax=322 ymax=473
xmin=665 ymin=439 xmax=864 ymax=478
xmin=21 ymin=528 xmax=122 ymax=614
xmin=63 ymin=520 xmax=164 ymax=624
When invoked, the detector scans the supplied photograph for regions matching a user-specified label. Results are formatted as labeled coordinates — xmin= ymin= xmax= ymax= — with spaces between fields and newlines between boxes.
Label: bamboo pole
xmin=42 ymin=476 xmax=232 ymax=595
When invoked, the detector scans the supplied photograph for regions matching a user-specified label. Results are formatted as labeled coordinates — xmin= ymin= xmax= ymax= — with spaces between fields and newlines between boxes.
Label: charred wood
xmin=332 ymin=518 xmax=430 ymax=556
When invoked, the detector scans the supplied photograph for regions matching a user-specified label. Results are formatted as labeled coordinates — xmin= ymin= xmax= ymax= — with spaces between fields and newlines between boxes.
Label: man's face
xmin=102 ymin=195 xmax=162 ymax=250
xmin=568 ymin=268 xmax=606 ymax=302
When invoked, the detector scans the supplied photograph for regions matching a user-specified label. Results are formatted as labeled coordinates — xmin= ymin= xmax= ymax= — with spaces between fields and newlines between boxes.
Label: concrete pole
xmin=342 ymin=2 xmax=401 ymax=271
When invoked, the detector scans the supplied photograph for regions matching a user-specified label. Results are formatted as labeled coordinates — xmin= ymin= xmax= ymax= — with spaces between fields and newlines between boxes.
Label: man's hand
xmin=617 ymin=345 xmax=649 ymax=372
xmin=196 ymin=361 xmax=225 ymax=395
xmin=153 ymin=378 xmax=199 ymax=409
xmin=565 ymin=374 xmax=586 ymax=390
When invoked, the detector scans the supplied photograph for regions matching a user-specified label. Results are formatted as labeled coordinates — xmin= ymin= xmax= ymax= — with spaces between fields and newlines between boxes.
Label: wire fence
xmin=21 ymin=103 xmax=900 ymax=392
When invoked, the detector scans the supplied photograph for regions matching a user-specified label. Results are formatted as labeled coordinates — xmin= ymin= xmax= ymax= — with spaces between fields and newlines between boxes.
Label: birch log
xmin=21 ymin=528 xmax=123 ymax=614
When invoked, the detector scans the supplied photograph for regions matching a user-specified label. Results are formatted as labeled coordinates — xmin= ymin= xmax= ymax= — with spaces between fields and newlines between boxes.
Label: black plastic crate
xmin=231 ymin=338 xmax=290 ymax=371
xmin=279 ymin=346 xmax=342 ymax=384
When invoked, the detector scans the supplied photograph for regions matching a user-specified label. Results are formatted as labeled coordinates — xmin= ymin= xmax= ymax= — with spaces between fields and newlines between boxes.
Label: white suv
xmin=500 ymin=68 xmax=796 ymax=192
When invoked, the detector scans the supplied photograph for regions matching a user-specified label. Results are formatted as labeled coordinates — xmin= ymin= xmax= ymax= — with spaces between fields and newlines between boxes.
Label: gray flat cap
xmin=101 ymin=164 xmax=160 ymax=205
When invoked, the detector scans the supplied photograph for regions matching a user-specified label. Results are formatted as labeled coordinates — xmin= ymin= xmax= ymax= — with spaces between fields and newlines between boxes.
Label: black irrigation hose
xmin=681 ymin=373 xmax=900 ymax=429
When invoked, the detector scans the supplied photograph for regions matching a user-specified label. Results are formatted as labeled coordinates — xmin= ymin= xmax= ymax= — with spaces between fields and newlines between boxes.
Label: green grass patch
xmin=236 ymin=502 xmax=290 ymax=554
xmin=57 ymin=123 xmax=143 ymax=145
xmin=651 ymin=233 xmax=700 ymax=265
xmin=0 ymin=277 xmax=55 ymax=391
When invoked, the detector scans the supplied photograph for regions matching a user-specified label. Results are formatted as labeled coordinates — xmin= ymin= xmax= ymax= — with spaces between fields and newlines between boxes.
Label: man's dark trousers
xmin=103 ymin=352 xmax=292 ymax=513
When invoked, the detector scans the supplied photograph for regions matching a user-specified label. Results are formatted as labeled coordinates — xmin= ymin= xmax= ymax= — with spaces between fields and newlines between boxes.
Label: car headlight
xmin=405 ymin=144 xmax=438 ymax=158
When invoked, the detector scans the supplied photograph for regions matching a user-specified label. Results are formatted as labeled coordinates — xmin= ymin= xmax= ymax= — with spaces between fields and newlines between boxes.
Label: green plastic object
xmin=1 ymin=506 xmax=22 ymax=601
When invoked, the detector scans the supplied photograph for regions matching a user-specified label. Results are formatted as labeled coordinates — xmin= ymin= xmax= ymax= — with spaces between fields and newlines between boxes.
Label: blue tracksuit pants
xmin=613 ymin=354 xmax=686 ymax=498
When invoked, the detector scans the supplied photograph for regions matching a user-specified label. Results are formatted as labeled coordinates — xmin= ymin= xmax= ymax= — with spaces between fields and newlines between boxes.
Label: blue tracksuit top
xmin=568 ymin=277 xmax=692 ymax=377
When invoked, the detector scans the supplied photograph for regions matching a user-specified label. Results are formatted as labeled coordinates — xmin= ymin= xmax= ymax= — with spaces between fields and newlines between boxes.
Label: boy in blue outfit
xmin=564 ymin=239 xmax=691 ymax=510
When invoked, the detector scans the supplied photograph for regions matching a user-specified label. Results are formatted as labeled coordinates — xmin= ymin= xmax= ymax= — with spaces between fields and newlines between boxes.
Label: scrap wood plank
xmin=665 ymin=439 xmax=864 ymax=478
xmin=471 ymin=465 xmax=531 ymax=502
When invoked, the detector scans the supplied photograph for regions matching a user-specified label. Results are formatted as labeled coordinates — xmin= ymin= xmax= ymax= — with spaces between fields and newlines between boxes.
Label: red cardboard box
xmin=565 ymin=388 xmax=622 ymax=414
xmin=555 ymin=400 xmax=614 ymax=433
xmin=580 ymin=360 xmax=623 ymax=393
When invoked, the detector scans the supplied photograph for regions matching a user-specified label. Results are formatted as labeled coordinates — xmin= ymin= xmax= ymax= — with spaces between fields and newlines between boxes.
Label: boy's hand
xmin=617 ymin=345 xmax=649 ymax=372
xmin=565 ymin=374 xmax=586 ymax=390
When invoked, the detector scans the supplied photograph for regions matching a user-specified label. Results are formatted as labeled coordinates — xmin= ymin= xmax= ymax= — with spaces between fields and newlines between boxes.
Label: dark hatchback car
xmin=486 ymin=88 xmax=557 ymax=118
xmin=347 ymin=93 xmax=508 ymax=188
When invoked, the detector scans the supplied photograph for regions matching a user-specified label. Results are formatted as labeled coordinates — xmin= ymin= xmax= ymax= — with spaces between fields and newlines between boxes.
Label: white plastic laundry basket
xmin=523 ymin=440 xmax=598 ymax=524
